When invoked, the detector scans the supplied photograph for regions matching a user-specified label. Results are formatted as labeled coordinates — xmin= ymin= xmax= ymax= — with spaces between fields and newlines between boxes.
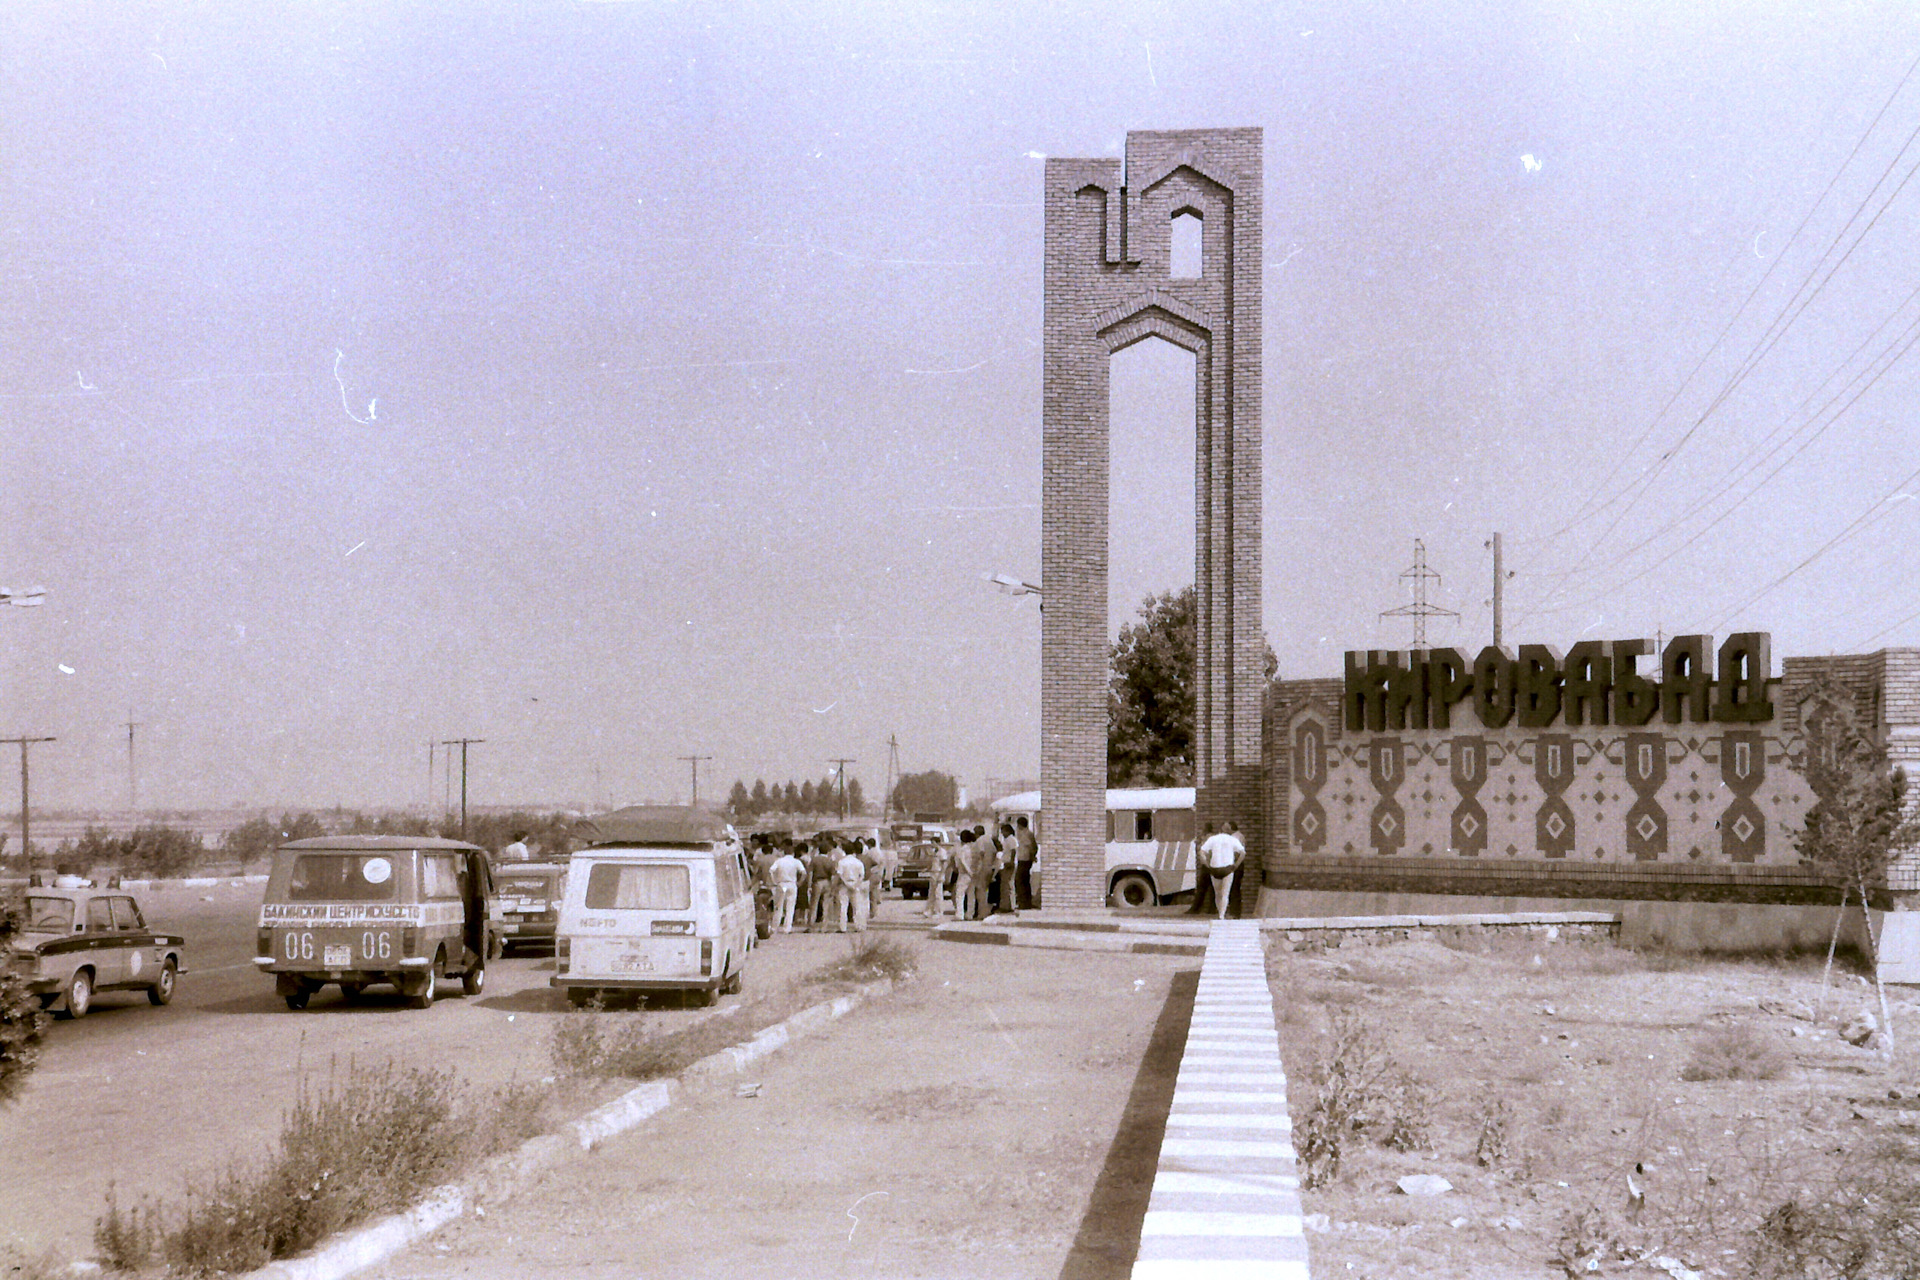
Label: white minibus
xmin=988 ymin=787 xmax=1197 ymax=909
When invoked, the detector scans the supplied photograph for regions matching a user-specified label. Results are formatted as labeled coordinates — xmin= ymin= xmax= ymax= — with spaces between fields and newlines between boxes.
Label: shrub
xmin=99 ymin=1064 xmax=552 ymax=1277
xmin=1680 ymin=1023 xmax=1789 ymax=1082
xmin=1471 ymin=1096 xmax=1512 ymax=1169
xmin=0 ymin=901 xmax=49 ymax=1107
xmin=810 ymin=935 xmax=918 ymax=986
xmin=1295 ymin=1009 xmax=1426 ymax=1187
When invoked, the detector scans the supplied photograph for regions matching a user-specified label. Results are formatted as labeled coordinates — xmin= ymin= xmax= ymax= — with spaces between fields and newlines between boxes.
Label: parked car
xmin=5 ymin=877 xmax=186 ymax=1018
xmin=890 ymin=822 xmax=956 ymax=899
xmin=553 ymin=806 xmax=755 ymax=1007
xmin=493 ymin=861 xmax=567 ymax=954
xmin=254 ymin=836 xmax=497 ymax=1010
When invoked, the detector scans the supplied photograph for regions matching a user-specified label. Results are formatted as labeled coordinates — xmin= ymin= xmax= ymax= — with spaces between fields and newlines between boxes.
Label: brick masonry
xmin=1261 ymin=648 xmax=1920 ymax=904
xmin=1042 ymin=128 xmax=1266 ymax=910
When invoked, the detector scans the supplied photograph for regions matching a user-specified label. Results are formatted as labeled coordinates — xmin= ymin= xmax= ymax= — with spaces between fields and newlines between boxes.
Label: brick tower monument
xmin=1041 ymin=127 xmax=1265 ymax=911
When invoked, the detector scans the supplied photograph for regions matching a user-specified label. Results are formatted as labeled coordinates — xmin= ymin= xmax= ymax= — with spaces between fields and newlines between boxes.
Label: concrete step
xmin=931 ymin=918 xmax=1207 ymax=956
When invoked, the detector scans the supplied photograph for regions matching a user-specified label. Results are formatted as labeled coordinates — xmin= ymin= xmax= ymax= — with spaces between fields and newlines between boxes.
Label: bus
xmin=987 ymin=787 xmax=1197 ymax=909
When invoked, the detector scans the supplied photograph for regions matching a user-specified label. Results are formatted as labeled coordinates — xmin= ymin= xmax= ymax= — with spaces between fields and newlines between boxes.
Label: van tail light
xmin=256 ymin=928 xmax=273 ymax=957
xmin=555 ymin=936 xmax=570 ymax=973
xmin=401 ymin=925 xmax=418 ymax=956
xmin=700 ymin=940 xmax=713 ymax=975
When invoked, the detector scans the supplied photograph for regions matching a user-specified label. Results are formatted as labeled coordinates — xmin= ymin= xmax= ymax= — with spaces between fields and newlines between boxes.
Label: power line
xmin=1525 ymin=47 xmax=1920 ymax=549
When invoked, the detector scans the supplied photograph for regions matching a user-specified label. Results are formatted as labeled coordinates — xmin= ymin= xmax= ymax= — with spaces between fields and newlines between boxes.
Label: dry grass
xmin=92 ymin=1066 xmax=555 ymax=1277
xmin=1265 ymin=934 xmax=1920 ymax=1280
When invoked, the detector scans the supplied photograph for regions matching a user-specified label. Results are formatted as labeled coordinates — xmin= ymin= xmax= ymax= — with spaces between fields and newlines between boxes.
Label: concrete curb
xmin=237 ymin=976 xmax=899 ymax=1280
xmin=931 ymin=919 xmax=1207 ymax=956
xmin=929 ymin=909 xmax=1624 ymax=959
xmin=117 ymin=874 xmax=269 ymax=891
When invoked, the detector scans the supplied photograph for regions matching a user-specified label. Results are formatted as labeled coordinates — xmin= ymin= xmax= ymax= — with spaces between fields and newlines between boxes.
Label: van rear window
xmin=584 ymin=863 xmax=690 ymax=911
xmin=287 ymin=853 xmax=399 ymax=902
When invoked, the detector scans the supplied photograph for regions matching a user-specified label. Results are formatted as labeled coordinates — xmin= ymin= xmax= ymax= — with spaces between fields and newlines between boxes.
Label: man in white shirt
xmin=767 ymin=846 xmax=804 ymax=934
xmin=834 ymin=845 xmax=869 ymax=933
xmin=1197 ymin=821 xmax=1246 ymax=920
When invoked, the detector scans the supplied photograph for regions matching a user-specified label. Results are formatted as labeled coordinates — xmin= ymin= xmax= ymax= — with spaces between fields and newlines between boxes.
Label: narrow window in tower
xmin=1170 ymin=212 xmax=1203 ymax=278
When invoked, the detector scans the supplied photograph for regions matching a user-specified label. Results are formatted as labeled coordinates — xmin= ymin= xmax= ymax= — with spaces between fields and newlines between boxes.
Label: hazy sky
xmin=5 ymin=1 xmax=1920 ymax=813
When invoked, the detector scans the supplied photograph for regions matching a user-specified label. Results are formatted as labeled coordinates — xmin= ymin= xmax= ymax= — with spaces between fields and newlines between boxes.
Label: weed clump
xmin=94 ymin=1066 xmax=549 ymax=1278
xmin=1680 ymin=1023 xmax=1789 ymax=1082
xmin=1295 ymin=1009 xmax=1435 ymax=1187
xmin=811 ymin=935 xmax=918 ymax=986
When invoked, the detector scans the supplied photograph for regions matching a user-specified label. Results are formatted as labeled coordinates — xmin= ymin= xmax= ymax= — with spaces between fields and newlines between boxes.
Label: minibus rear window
xmin=286 ymin=853 xmax=400 ymax=902
xmin=585 ymin=863 xmax=691 ymax=911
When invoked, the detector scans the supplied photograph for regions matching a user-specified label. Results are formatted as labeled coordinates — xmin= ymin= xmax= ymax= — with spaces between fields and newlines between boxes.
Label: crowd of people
xmin=918 ymin=817 xmax=1038 ymax=921
xmin=741 ymin=816 xmax=1044 ymax=934
xmin=745 ymin=830 xmax=889 ymax=934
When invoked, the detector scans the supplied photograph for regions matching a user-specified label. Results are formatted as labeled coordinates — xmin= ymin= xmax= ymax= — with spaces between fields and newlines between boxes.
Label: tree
xmin=891 ymin=770 xmax=959 ymax=817
xmin=0 ymin=901 xmax=48 ymax=1106
xmin=726 ymin=780 xmax=751 ymax=817
xmin=750 ymin=779 xmax=770 ymax=815
xmin=846 ymin=777 xmax=866 ymax=815
xmin=1108 ymin=588 xmax=1198 ymax=787
xmin=1796 ymin=679 xmax=1920 ymax=1048
xmin=1107 ymin=586 xmax=1277 ymax=787
xmin=800 ymin=780 xmax=816 ymax=812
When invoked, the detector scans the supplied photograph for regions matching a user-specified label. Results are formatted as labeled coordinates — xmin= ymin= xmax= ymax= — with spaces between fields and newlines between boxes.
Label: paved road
xmin=364 ymin=937 xmax=1201 ymax=1280
xmin=0 ymin=880 xmax=941 ymax=1263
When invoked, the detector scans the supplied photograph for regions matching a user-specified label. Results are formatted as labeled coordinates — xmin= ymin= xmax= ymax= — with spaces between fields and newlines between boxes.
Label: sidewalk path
xmin=363 ymin=932 xmax=1198 ymax=1280
xmin=1132 ymin=920 xmax=1308 ymax=1280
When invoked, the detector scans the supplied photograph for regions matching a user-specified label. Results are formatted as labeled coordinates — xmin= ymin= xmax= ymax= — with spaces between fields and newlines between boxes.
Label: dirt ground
xmin=362 ymin=936 xmax=1196 ymax=1280
xmin=1265 ymin=931 xmax=1920 ymax=1280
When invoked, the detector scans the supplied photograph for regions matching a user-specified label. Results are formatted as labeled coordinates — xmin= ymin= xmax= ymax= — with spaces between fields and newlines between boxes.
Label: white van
xmin=990 ymin=787 xmax=1197 ymax=909
xmin=551 ymin=806 xmax=755 ymax=1007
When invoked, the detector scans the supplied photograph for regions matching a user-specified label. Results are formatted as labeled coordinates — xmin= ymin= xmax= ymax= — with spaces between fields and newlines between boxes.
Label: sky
xmin=5 ymin=1 xmax=1920 ymax=815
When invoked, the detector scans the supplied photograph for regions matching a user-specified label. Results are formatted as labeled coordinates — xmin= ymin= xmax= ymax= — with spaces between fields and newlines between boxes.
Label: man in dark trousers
xmin=1013 ymin=815 xmax=1038 ymax=910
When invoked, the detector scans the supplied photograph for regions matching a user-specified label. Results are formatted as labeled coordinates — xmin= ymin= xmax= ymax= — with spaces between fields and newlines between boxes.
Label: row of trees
xmin=724 ymin=776 xmax=868 ymax=820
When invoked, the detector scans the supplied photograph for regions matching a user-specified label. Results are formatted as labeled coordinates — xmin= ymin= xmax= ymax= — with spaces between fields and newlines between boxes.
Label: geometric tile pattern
xmin=1132 ymin=921 xmax=1309 ymax=1280
xmin=1282 ymin=712 xmax=1813 ymax=868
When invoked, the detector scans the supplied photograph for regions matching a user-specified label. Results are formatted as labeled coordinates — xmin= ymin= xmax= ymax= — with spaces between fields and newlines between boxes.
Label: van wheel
xmin=1110 ymin=873 xmax=1156 ymax=911
xmin=283 ymin=984 xmax=313 ymax=1011
xmin=722 ymin=968 xmax=743 ymax=996
xmin=406 ymin=957 xmax=440 ymax=1010
xmin=461 ymin=960 xmax=486 ymax=997
xmin=567 ymin=988 xmax=594 ymax=1008
xmin=339 ymin=981 xmax=369 ymax=1003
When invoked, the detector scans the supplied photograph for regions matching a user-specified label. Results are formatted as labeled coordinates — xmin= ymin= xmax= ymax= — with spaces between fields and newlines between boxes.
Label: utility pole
xmin=1487 ymin=532 xmax=1511 ymax=647
xmin=425 ymin=741 xmax=435 ymax=814
xmin=881 ymin=734 xmax=901 ymax=822
xmin=440 ymin=738 xmax=484 ymax=838
xmin=3 ymin=736 xmax=56 ymax=871
xmin=678 ymin=754 xmax=713 ymax=806
xmin=125 ymin=715 xmax=141 ymax=814
xmin=828 ymin=757 xmax=856 ymax=819
xmin=1380 ymin=539 xmax=1459 ymax=647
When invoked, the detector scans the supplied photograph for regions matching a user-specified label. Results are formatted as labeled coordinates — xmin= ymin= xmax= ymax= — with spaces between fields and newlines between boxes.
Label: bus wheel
xmin=461 ymin=958 xmax=486 ymax=997
xmin=1110 ymin=874 xmax=1156 ymax=911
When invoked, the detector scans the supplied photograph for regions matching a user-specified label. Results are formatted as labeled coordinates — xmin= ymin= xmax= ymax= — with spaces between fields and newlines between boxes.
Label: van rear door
xmin=571 ymin=856 xmax=708 ymax=981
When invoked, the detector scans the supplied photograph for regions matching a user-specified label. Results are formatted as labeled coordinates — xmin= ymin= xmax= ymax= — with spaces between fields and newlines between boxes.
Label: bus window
xmin=1132 ymin=811 xmax=1154 ymax=842
xmin=1154 ymin=808 xmax=1196 ymax=842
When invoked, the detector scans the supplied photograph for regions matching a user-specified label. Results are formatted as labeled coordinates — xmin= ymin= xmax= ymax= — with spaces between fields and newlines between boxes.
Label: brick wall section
xmin=1261 ymin=650 xmax=1920 ymax=905
xmin=1042 ymin=128 xmax=1265 ymax=909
